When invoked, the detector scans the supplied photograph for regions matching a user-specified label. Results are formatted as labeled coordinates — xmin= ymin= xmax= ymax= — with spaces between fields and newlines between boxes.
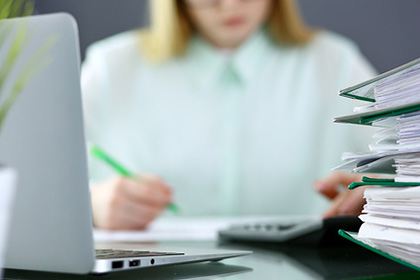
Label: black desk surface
xmin=4 ymin=240 xmax=420 ymax=280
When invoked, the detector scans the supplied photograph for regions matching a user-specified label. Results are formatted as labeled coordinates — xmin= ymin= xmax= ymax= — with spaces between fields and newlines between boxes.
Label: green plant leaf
xmin=0 ymin=0 xmax=56 ymax=133
xmin=0 ymin=0 xmax=33 ymax=20
xmin=0 ymin=22 xmax=27 ymax=98
xmin=0 ymin=32 xmax=57 ymax=131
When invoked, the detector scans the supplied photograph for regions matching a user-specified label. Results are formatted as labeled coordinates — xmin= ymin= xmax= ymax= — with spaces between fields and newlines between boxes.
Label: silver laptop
xmin=0 ymin=13 xmax=250 ymax=274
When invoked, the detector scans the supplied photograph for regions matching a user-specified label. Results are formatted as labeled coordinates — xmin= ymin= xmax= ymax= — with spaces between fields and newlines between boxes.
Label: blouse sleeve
xmin=339 ymin=41 xmax=379 ymax=152
xmin=313 ymin=32 xmax=379 ymax=174
xmin=81 ymin=44 xmax=114 ymax=183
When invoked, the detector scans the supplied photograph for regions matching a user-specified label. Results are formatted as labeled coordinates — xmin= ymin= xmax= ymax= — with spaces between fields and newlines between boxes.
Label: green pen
xmin=89 ymin=144 xmax=179 ymax=213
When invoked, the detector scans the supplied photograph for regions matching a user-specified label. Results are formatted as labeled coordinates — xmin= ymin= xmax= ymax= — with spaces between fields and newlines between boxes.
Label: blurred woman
xmin=82 ymin=0 xmax=375 ymax=230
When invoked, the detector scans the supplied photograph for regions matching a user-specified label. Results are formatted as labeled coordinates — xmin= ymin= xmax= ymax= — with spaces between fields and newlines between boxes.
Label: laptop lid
xmin=1 ymin=13 xmax=96 ymax=274
xmin=0 ymin=13 xmax=250 ymax=275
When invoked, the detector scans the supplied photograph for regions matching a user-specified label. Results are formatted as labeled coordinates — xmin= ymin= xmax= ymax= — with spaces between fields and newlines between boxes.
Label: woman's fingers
xmin=314 ymin=172 xmax=363 ymax=200
xmin=322 ymin=186 xmax=367 ymax=218
xmin=91 ymin=175 xmax=173 ymax=230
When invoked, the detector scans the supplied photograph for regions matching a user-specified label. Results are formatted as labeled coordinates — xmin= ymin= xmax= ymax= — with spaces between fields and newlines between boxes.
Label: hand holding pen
xmin=89 ymin=144 xmax=178 ymax=230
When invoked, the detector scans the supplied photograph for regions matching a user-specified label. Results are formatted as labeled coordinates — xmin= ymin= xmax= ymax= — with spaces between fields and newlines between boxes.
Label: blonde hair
xmin=140 ymin=0 xmax=315 ymax=62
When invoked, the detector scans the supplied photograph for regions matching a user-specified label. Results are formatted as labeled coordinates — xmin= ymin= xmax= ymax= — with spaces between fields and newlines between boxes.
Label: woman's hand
xmin=313 ymin=172 xmax=367 ymax=218
xmin=90 ymin=174 xmax=172 ymax=230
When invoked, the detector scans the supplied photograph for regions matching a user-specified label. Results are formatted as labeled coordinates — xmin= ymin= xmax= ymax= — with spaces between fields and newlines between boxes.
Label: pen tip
xmin=167 ymin=203 xmax=180 ymax=214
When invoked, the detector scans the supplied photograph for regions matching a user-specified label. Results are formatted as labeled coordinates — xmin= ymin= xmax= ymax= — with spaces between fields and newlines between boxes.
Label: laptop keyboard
xmin=95 ymin=249 xmax=184 ymax=259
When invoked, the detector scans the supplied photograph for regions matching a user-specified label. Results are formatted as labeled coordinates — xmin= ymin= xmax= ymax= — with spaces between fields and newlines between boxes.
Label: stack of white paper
xmin=374 ymin=66 xmax=420 ymax=109
xmin=334 ymin=59 xmax=420 ymax=175
xmin=356 ymin=186 xmax=420 ymax=267
xmin=334 ymin=113 xmax=420 ymax=176
xmin=334 ymin=57 xmax=420 ymax=269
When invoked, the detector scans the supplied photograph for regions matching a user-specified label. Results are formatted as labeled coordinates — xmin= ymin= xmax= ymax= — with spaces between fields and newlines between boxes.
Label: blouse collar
xmin=186 ymin=28 xmax=278 ymax=90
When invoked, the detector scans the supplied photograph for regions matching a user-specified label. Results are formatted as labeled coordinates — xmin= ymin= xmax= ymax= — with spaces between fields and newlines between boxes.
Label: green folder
xmin=339 ymin=57 xmax=420 ymax=102
xmin=338 ymin=230 xmax=420 ymax=271
xmin=334 ymin=101 xmax=420 ymax=126
xmin=348 ymin=176 xmax=420 ymax=190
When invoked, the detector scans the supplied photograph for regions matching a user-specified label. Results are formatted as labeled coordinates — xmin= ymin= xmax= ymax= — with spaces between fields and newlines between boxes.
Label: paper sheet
xmin=94 ymin=216 xmax=241 ymax=242
xmin=0 ymin=168 xmax=17 ymax=278
xmin=360 ymin=214 xmax=420 ymax=231
xmin=93 ymin=215 xmax=309 ymax=243
xmin=374 ymin=67 xmax=420 ymax=109
xmin=358 ymin=223 xmax=420 ymax=245
xmin=352 ymin=232 xmax=420 ymax=268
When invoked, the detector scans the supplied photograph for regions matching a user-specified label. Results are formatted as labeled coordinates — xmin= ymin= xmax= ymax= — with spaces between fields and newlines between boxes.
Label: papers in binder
xmin=339 ymin=57 xmax=420 ymax=103
xmin=339 ymin=186 xmax=420 ymax=270
xmin=339 ymin=230 xmax=420 ymax=271
xmin=334 ymin=110 xmax=420 ymax=176
xmin=334 ymin=57 xmax=420 ymax=271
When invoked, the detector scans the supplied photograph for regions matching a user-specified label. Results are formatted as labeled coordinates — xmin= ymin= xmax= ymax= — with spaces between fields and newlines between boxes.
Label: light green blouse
xmin=81 ymin=29 xmax=376 ymax=217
